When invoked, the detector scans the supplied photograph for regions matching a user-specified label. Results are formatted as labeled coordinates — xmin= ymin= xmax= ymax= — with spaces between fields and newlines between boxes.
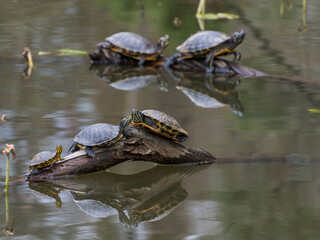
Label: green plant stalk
xmin=196 ymin=0 xmax=205 ymax=16
xmin=5 ymin=190 xmax=9 ymax=228
xmin=302 ymin=0 xmax=306 ymax=27
xmin=5 ymin=154 xmax=9 ymax=191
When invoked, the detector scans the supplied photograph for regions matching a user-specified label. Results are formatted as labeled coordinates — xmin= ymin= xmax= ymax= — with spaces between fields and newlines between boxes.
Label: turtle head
xmin=230 ymin=29 xmax=245 ymax=49
xmin=131 ymin=109 xmax=144 ymax=123
xmin=119 ymin=116 xmax=132 ymax=133
xmin=56 ymin=145 xmax=63 ymax=156
xmin=157 ymin=34 xmax=170 ymax=52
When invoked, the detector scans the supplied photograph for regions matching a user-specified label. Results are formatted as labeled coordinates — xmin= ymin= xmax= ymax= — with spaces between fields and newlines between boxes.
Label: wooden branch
xmin=26 ymin=125 xmax=217 ymax=181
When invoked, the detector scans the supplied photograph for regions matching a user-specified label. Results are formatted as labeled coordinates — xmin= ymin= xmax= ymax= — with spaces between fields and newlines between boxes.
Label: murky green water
xmin=1 ymin=0 xmax=320 ymax=239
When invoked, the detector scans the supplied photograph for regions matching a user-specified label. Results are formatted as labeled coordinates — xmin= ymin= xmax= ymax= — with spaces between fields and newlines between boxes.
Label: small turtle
xmin=98 ymin=32 xmax=169 ymax=65
xmin=28 ymin=145 xmax=63 ymax=174
xmin=68 ymin=117 xmax=131 ymax=157
xmin=131 ymin=109 xmax=188 ymax=142
xmin=165 ymin=29 xmax=245 ymax=72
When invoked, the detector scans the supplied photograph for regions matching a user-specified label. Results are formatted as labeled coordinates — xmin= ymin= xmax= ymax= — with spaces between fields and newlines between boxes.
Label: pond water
xmin=1 ymin=0 xmax=320 ymax=239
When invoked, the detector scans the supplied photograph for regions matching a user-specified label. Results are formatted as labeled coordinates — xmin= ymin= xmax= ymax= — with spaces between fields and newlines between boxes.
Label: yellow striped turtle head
xmin=157 ymin=34 xmax=169 ymax=52
xmin=131 ymin=109 xmax=144 ymax=123
xmin=230 ymin=29 xmax=245 ymax=50
xmin=55 ymin=145 xmax=63 ymax=156
xmin=119 ymin=116 xmax=132 ymax=134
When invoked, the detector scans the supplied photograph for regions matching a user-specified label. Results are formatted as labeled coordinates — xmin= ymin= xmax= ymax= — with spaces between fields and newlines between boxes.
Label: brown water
xmin=1 ymin=0 xmax=320 ymax=239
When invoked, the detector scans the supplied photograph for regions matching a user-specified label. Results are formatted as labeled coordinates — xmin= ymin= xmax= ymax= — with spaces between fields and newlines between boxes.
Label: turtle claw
xmin=85 ymin=146 xmax=95 ymax=157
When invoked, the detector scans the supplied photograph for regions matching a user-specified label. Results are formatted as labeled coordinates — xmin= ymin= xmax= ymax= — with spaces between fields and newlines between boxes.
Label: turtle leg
xmin=233 ymin=50 xmax=241 ymax=63
xmin=85 ymin=146 xmax=95 ymax=157
xmin=204 ymin=51 xmax=216 ymax=73
xmin=164 ymin=53 xmax=181 ymax=69
xmin=138 ymin=57 xmax=146 ymax=66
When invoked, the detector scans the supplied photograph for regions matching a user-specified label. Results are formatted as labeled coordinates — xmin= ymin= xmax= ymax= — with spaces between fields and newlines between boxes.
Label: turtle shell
xmin=106 ymin=32 xmax=157 ymax=55
xmin=177 ymin=31 xmax=230 ymax=54
xmin=28 ymin=145 xmax=63 ymax=173
xmin=132 ymin=109 xmax=189 ymax=142
xmin=73 ymin=123 xmax=120 ymax=147
xmin=29 ymin=151 xmax=56 ymax=168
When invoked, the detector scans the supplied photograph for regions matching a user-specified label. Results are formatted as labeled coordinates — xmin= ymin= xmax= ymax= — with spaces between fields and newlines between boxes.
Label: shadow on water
xmin=27 ymin=164 xmax=211 ymax=229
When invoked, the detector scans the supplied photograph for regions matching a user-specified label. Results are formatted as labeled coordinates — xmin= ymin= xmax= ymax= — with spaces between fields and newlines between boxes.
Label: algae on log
xmin=26 ymin=125 xmax=217 ymax=181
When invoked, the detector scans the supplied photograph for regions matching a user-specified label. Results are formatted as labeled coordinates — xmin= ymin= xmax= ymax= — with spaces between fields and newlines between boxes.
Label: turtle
xmin=164 ymin=29 xmax=245 ymax=72
xmin=97 ymin=32 xmax=169 ymax=65
xmin=68 ymin=117 xmax=131 ymax=157
xmin=28 ymin=145 xmax=63 ymax=174
xmin=130 ymin=109 xmax=188 ymax=142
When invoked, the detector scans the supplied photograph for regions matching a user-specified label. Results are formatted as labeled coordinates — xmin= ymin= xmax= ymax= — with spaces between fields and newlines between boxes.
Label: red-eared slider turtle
xmin=165 ymin=29 xmax=245 ymax=72
xmin=28 ymin=145 xmax=63 ymax=174
xmin=98 ymin=32 xmax=169 ymax=65
xmin=68 ymin=117 xmax=131 ymax=157
xmin=131 ymin=109 xmax=188 ymax=142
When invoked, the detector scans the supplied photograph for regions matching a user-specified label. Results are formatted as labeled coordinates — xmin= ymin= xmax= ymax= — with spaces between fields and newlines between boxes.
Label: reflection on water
xmin=90 ymin=65 xmax=168 ymax=92
xmin=173 ymin=71 xmax=244 ymax=116
xmin=90 ymin=64 xmax=244 ymax=116
xmin=27 ymin=164 xmax=210 ymax=229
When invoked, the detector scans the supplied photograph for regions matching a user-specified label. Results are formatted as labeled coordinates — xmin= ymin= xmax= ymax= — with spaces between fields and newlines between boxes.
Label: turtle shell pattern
xmin=134 ymin=110 xmax=189 ymax=142
xmin=106 ymin=32 xmax=157 ymax=56
xmin=73 ymin=123 xmax=120 ymax=147
xmin=29 ymin=145 xmax=63 ymax=172
xmin=177 ymin=31 xmax=230 ymax=55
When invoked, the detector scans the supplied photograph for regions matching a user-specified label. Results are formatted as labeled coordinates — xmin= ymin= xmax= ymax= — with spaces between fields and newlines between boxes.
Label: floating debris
xmin=22 ymin=47 xmax=34 ymax=68
xmin=308 ymin=109 xmax=320 ymax=113
xmin=1 ymin=114 xmax=7 ymax=122
xmin=196 ymin=0 xmax=239 ymax=20
xmin=196 ymin=12 xmax=239 ymax=20
xmin=173 ymin=17 xmax=183 ymax=27
xmin=38 ymin=49 xmax=88 ymax=56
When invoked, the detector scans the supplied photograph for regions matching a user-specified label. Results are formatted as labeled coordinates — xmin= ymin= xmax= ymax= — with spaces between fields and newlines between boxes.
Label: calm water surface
xmin=1 ymin=0 xmax=320 ymax=239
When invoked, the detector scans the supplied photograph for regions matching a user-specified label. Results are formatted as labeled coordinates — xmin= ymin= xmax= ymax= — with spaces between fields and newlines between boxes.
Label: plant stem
xmin=5 ymin=190 xmax=9 ymax=228
xmin=5 ymin=154 xmax=10 ymax=191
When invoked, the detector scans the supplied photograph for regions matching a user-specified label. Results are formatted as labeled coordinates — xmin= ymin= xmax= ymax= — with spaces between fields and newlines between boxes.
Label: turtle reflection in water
xmin=95 ymin=66 xmax=168 ymax=92
xmin=29 ymin=182 xmax=63 ymax=208
xmin=71 ymin=184 xmax=187 ymax=228
xmin=126 ymin=185 xmax=188 ymax=228
xmin=174 ymin=72 xmax=244 ymax=116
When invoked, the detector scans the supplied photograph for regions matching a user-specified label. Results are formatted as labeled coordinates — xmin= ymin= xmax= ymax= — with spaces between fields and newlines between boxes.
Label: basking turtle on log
xmin=94 ymin=32 xmax=169 ymax=66
xmin=164 ymin=30 xmax=245 ymax=73
xmin=26 ymin=123 xmax=217 ymax=181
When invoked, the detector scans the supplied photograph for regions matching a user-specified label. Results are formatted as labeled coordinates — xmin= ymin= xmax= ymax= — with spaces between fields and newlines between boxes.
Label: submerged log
xmin=26 ymin=125 xmax=217 ymax=181
xmin=89 ymin=48 xmax=265 ymax=78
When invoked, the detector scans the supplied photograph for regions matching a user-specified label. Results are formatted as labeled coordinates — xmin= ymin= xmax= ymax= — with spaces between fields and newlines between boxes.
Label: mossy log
xmin=26 ymin=125 xmax=217 ymax=181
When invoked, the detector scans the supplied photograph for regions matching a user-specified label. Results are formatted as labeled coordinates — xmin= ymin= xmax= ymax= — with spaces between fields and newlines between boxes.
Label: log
xmin=89 ymin=48 xmax=265 ymax=78
xmin=26 ymin=125 xmax=217 ymax=181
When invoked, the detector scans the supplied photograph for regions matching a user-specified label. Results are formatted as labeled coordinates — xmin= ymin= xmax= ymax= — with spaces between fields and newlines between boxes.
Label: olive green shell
xmin=73 ymin=123 xmax=120 ymax=147
xmin=29 ymin=151 xmax=56 ymax=168
xmin=177 ymin=31 xmax=230 ymax=54
xmin=106 ymin=32 xmax=157 ymax=55
xmin=29 ymin=145 xmax=63 ymax=172
xmin=132 ymin=109 xmax=189 ymax=142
